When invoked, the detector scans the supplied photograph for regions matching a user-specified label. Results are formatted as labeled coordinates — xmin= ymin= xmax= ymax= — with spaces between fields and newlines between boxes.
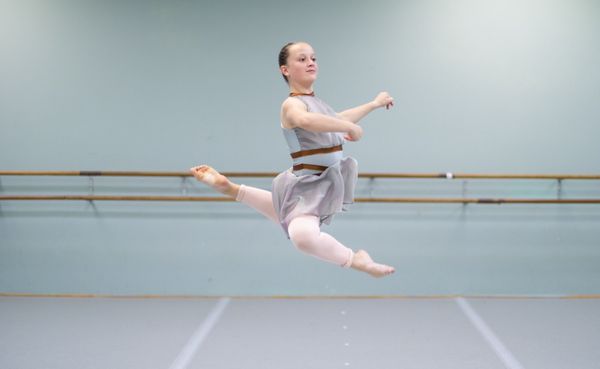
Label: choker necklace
xmin=289 ymin=91 xmax=315 ymax=97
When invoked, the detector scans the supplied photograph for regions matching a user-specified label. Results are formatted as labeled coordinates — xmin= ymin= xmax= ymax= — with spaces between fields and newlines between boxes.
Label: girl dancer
xmin=190 ymin=41 xmax=395 ymax=277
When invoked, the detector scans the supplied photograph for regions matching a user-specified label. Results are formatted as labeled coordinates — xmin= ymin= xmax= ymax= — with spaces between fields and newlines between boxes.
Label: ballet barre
xmin=1 ymin=170 xmax=600 ymax=180
xmin=0 ymin=195 xmax=599 ymax=204
xmin=1 ymin=170 xmax=599 ymax=204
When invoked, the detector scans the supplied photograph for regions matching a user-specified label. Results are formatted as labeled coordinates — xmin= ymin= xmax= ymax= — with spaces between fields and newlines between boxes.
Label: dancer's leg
xmin=287 ymin=215 xmax=395 ymax=277
xmin=351 ymin=249 xmax=396 ymax=278
xmin=190 ymin=165 xmax=278 ymax=223
xmin=288 ymin=215 xmax=354 ymax=268
xmin=235 ymin=184 xmax=278 ymax=224
xmin=190 ymin=165 xmax=240 ymax=198
xmin=191 ymin=165 xmax=395 ymax=278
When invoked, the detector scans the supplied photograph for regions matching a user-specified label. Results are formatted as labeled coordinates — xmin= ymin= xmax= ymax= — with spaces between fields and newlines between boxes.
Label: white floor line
xmin=169 ymin=297 xmax=231 ymax=369
xmin=455 ymin=297 xmax=525 ymax=369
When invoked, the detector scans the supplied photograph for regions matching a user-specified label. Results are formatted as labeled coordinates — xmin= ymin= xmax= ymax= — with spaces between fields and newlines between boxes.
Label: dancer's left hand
xmin=373 ymin=91 xmax=394 ymax=110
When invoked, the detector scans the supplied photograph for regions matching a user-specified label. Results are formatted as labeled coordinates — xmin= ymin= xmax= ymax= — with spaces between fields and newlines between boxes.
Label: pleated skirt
xmin=271 ymin=156 xmax=358 ymax=238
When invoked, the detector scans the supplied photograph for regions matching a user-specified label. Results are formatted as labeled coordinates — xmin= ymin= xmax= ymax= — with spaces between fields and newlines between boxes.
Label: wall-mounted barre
xmin=1 ymin=170 xmax=600 ymax=180
xmin=2 ymin=170 xmax=599 ymax=204
xmin=0 ymin=195 xmax=599 ymax=204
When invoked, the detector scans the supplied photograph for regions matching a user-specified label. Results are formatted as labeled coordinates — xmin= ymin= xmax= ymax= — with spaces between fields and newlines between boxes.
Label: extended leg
xmin=190 ymin=165 xmax=240 ymax=197
xmin=235 ymin=184 xmax=278 ymax=224
xmin=190 ymin=165 xmax=278 ymax=223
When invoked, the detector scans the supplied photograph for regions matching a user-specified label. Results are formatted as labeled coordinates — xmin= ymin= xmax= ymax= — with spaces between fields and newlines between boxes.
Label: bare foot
xmin=189 ymin=165 xmax=239 ymax=198
xmin=351 ymin=250 xmax=395 ymax=278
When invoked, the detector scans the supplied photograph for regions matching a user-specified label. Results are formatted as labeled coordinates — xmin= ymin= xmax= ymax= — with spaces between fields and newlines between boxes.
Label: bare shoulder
xmin=281 ymin=96 xmax=308 ymax=111
xmin=280 ymin=97 xmax=308 ymax=129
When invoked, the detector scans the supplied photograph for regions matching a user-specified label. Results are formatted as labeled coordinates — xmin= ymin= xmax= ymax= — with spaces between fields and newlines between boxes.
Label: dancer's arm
xmin=281 ymin=98 xmax=363 ymax=140
xmin=337 ymin=91 xmax=394 ymax=124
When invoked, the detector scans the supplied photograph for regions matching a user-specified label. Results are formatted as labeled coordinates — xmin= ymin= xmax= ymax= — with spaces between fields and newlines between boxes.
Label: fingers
xmin=385 ymin=98 xmax=394 ymax=110
xmin=376 ymin=91 xmax=394 ymax=110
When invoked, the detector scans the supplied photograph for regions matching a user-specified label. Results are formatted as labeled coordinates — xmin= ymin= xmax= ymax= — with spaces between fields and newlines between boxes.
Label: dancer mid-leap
xmin=191 ymin=41 xmax=395 ymax=278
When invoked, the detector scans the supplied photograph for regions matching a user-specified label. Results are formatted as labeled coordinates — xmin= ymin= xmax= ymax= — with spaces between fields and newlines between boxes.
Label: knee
xmin=288 ymin=222 xmax=319 ymax=253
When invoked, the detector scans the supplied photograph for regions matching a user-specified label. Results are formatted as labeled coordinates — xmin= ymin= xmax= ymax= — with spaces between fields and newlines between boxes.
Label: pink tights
xmin=236 ymin=184 xmax=354 ymax=268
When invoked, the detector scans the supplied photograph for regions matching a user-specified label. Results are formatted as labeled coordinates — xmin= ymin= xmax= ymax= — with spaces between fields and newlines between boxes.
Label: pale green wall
xmin=1 ymin=0 xmax=599 ymax=296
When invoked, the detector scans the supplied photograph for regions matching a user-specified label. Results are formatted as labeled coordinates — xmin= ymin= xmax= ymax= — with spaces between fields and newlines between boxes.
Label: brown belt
xmin=290 ymin=145 xmax=343 ymax=159
xmin=292 ymin=163 xmax=329 ymax=172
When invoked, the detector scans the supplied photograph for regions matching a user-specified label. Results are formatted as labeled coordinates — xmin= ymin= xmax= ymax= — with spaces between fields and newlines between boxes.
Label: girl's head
xmin=278 ymin=41 xmax=318 ymax=85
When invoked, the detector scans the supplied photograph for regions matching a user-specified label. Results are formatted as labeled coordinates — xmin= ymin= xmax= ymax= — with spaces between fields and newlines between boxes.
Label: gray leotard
xmin=271 ymin=95 xmax=358 ymax=238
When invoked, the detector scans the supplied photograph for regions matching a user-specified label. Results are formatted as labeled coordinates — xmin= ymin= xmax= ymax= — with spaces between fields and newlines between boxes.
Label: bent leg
xmin=287 ymin=215 xmax=395 ymax=277
xmin=236 ymin=184 xmax=278 ymax=224
xmin=287 ymin=215 xmax=354 ymax=268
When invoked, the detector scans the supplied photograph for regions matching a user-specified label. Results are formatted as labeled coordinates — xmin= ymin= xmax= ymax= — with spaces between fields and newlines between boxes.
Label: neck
xmin=289 ymin=81 xmax=314 ymax=95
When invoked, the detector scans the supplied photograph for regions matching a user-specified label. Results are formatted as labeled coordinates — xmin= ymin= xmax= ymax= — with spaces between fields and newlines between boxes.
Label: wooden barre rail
xmin=2 ymin=170 xmax=600 ymax=180
xmin=1 ymin=195 xmax=599 ymax=204
xmin=3 ymin=170 xmax=599 ymax=203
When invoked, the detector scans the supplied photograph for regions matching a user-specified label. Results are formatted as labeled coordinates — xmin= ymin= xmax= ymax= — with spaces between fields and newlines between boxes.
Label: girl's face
xmin=281 ymin=43 xmax=318 ymax=85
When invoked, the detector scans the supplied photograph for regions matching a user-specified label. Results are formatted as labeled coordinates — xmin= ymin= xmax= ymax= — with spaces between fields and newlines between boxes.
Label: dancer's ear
xmin=280 ymin=65 xmax=289 ymax=78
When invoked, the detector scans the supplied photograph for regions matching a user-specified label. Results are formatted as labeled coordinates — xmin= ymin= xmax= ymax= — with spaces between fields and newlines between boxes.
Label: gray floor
xmin=1 ymin=296 xmax=599 ymax=369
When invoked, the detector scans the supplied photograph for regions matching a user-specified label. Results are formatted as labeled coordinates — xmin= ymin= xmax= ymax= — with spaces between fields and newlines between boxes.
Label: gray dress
xmin=271 ymin=95 xmax=358 ymax=238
